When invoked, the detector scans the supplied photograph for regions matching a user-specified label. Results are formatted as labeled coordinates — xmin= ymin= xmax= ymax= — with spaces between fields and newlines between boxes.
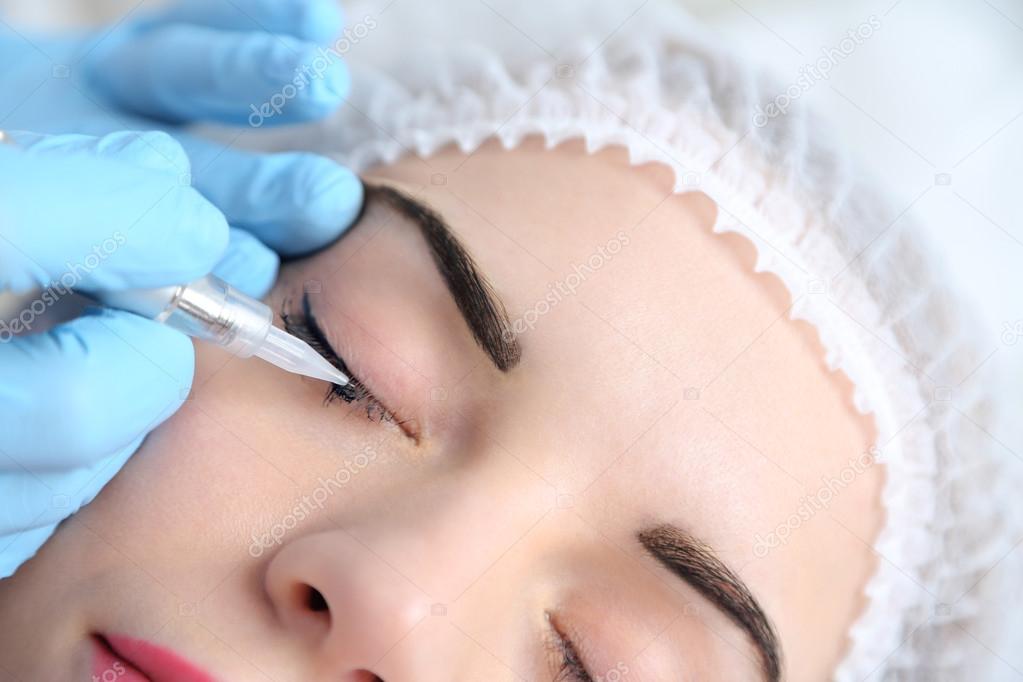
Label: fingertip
xmin=295 ymin=0 xmax=345 ymax=45
xmin=213 ymin=229 xmax=281 ymax=298
xmin=0 ymin=524 xmax=57 ymax=579
xmin=299 ymin=46 xmax=349 ymax=118
xmin=115 ymin=183 xmax=230 ymax=287
xmin=256 ymin=39 xmax=349 ymax=124
xmin=194 ymin=193 xmax=233 ymax=258
xmin=186 ymin=144 xmax=362 ymax=257
xmin=278 ymin=155 xmax=364 ymax=256
xmin=161 ymin=187 xmax=232 ymax=279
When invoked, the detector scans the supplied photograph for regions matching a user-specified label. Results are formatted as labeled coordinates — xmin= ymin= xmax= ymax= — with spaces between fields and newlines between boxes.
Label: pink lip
xmin=92 ymin=633 xmax=217 ymax=682
xmin=91 ymin=636 xmax=149 ymax=682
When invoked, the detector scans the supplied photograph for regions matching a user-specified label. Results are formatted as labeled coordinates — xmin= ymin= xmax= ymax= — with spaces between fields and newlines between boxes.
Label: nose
xmin=265 ymin=529 xmax=433 ymax=680
xmin=263 ymin=464 xmax=553 ymax=681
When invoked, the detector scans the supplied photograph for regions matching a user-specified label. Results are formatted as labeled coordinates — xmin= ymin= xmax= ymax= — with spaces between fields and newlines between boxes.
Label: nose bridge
xmin=352 ymin=459 xmax=552 ymax=599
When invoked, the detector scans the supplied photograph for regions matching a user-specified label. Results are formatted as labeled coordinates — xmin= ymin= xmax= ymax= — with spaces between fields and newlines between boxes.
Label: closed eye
xmin=280 ymin=293 xmax=418 ymax=440
xmin=546 ymin=612 xmax=594 ymax=682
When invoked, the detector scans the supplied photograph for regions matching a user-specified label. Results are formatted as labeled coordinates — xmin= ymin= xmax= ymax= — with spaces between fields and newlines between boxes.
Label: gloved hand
xmin=0 ymin=0 xmax=364 ymax=578
xmin=0 ymin=0 xmax=362 ymax=257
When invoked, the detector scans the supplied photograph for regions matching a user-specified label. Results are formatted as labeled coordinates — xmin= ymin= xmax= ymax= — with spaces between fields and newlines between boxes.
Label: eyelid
xmin=280 ymin=295 xmax=420 ymax=441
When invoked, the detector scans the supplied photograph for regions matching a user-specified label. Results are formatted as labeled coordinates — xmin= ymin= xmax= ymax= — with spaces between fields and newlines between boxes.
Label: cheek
xmin=71 ymin=344 xmax=412 ymax=602
xmin=189 ymin=343 xmax=414 ymax=497
xmin=78 ymin=397 xmax=301 ymax=602
xmin=192 ymin=343 xmax=351 ymax=478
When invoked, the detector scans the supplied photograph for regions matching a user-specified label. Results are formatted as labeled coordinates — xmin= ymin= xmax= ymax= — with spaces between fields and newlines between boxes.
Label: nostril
xmin=306 ymin=586 xmax=329 ymax=613
xmin=288 ymin=582 xmax=331 ymax=633
xmin=294 ymin=588 xmax=382 ymax=681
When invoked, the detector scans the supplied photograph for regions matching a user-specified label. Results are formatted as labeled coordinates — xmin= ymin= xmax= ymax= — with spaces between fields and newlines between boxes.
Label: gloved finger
xmin=1 ymin=516 xmax=59 ymax=578
xmin=139 ymin=0 xmax=345 ymax=45
xmin=0 ymin=308 xmax=193 ymax=470
xmin=8 ymin=129 xmax=191 ymax=177
xmin=20 ymin=131 xmax=356 ymax=260
xmin=88 ymin=24 xmax=348 ymax=126
xmin=179 ymin=133 xmax=364 ymax=257
xmin=0 ymin=432 xmax=141 ymax=579
xmin=213 ymin=228 xmax=280 ymax=299
xmin=0 ymin=132 xmax=228 ymax=292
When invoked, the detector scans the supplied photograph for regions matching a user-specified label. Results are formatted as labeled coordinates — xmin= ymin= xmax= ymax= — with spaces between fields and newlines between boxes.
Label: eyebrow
xmin=638 ymin=524 xmax=781 ymax=681
xmin=364 ymin=184 xmax=521 ymax=371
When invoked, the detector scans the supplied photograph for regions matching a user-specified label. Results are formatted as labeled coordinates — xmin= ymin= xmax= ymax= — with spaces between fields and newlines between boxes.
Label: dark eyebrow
xmin=363 ymin=184 xmax=521 ymax=371
xmin=638 ymin=524 xmax=781 ymax=681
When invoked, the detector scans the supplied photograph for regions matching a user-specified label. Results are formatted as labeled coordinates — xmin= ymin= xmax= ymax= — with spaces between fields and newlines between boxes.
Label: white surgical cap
xmin=243 ymin=1 xmax=1023 ymax=678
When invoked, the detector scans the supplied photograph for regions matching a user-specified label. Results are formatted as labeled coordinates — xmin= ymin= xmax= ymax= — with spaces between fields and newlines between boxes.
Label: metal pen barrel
xmin=100 ymin=275 xmax=273 ymax=358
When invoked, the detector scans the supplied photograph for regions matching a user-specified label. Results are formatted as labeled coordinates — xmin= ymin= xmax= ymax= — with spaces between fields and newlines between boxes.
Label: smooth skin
xmin=0 ymin=138 xmax=884 ymax=681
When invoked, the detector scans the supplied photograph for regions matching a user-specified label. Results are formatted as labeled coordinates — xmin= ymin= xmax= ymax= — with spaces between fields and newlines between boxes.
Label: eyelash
xmin=279 ymin=294 xmax=398 ymax=426
xmin=546 ymin=614 xmax=594 ymax=682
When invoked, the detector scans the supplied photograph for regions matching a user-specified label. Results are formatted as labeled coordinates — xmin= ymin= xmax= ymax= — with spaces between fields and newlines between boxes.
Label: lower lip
xmin=91 ymin=636 xmax=150 ymax=682
xmin=91 ymin=634 xmax=217 ymax=682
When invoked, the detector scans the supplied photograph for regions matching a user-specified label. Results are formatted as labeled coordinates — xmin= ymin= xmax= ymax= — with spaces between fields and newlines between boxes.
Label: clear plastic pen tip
xmin=255 ymin=326 xmax=350 ymax=386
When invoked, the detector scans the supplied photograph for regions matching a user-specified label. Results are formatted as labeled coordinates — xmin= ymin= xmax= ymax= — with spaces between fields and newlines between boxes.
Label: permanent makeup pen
xmin=99 ymin=274 xmax=351 ymax=385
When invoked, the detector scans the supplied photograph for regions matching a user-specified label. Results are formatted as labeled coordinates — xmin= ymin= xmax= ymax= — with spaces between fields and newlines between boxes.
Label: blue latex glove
xmin=0 ymin=0 xmax=362 ymax=257
xmin=0 ymin=0 xmax=364 ymax=578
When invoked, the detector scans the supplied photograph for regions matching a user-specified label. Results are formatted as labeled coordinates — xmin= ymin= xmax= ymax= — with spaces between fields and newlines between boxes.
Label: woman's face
xmin=0 ymin=138 xmax=883 ymax=681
